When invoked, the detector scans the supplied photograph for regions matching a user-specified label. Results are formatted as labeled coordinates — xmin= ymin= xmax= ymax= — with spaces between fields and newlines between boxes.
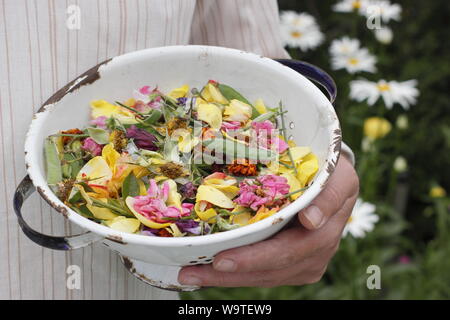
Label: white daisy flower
xmin=374 ymin=26 xmax=393 ymax=44
xmin=279 ymin=11 xmax=324 ymax=51
xmin=331 ymin=47 xmax=377 ymax=73
xmin=349 ymin=79 xmax=419 ymax=109
xmin=280 ymin=11 xmax=317 ymax=29
xmin=333 ymin=0 xmax=371 ymax=14
xmin=343 ymin=198 xmax=379 ymax=238
xmin=364 ymin=0 xmax=402 ymax=23
xmin=329 ymin=37 xmax=361 ymax=57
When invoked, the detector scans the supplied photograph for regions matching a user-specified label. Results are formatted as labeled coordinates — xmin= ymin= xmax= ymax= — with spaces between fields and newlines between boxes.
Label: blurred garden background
xmin=183 ymin=0 xmax=450 ymax=299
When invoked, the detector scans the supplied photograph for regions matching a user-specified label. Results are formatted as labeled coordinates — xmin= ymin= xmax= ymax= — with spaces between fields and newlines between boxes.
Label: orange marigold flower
xmin=227 ymin=159 xmax=258 ymax=176
xmin=61 ymin=128 xmax=84 ymax=145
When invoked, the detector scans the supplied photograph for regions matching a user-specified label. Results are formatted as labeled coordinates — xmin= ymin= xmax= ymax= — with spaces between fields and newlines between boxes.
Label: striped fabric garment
xmin=0 ymin=0 xmax=288 ymax=299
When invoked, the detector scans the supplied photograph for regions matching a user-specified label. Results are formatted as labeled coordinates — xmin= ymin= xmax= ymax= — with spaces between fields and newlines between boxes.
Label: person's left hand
xmin=178 ymin=155 xmax=359 ymax=288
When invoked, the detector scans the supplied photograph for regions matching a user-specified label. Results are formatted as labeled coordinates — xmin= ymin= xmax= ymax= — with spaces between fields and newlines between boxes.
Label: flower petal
xmin=196 ymin=185 xmax=235 ymax=208
xmin=197 ymin=103 xmax=223 ymax=129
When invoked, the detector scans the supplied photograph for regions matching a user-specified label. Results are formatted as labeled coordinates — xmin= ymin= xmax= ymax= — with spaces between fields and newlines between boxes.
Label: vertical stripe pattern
xmin=0 ymin=0 xmax=287 ymax=299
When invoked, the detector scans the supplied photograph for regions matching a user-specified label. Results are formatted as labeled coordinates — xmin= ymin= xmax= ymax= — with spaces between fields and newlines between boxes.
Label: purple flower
xmin=176 ymin=220 xmax=202 ymax=235
xmin=179 ymin=182 xmax=197 ymax=198
xmin=177 ymin=97 xmax=188 ymax=106
xmin=82 ymin=137 xmax=103 ymax=156
xmin=126 ymin=125 xmax=158 ymax=151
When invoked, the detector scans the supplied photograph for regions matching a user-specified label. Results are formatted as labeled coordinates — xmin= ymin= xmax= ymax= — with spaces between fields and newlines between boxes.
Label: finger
xmin=299 ymin=156 xmax=359 ymax=230
xmin=178 ymin=257 xmax=318 ymax=288
xmin=209 ymin=227 xmax=318 ymax=273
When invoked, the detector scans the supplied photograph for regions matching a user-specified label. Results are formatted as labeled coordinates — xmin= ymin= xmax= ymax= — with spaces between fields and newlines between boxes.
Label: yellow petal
xmin=197 ymin=103 xmax=222 ymax=129
xmin=224 ymin=99 xmax=252 ymax=122
xmin=90 ymin=100 xmax=137 ymax=124
xmin=171 ymin=128 xmax=200 ymax=153
xmin=102 ymin=143 xmax=120 ymax=171
xmin=203 ymin=173 xmax=240 ymax=199
xmin=76 ymin=156 xmax=112 ymax=186
xmin=281 ymin=146 xmax=311 ymax=163
xmin=231 ymin=205 xmax=253 ymax=226
xmin=105 ymin=216 xmax=141 ymax=233
xmin=168 ymin=85 xmax=189 ymax=99
xmin=248 ymin=207 xmax=279 ymax=225
xmin=125 ymin=197 xmax=172 ymax=229
xmin=165 ymin=179 xmax=182 ymax=209
xmin=138 ymin=179 xmax=147 ymax=196
xmin=281 ymin=172 xmax=303 ymax=200
xmin=296 ymin=153 xmax=319 ymax=187
xmin=166 ymin=223 xmax=185 ymax=237
xmin=194 ymin=201 xmax=217 ymax=223
xmin=254 ymin=98 xmax=268 ymax=114
xmin=201 ymin=83 xmax=228 ymax=104
xmin=86 ymin=198 xmax=118 ymax=220
xmin=196 ymin=185 xmax=235 ymax=208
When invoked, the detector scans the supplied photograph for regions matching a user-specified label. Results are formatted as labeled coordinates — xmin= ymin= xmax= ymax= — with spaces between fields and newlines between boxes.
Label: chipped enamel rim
xmin=24 ymin=45 xmax=341 ymax=247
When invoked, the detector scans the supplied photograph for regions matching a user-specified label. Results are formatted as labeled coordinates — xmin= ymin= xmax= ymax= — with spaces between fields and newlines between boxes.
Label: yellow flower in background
xmin=168 ymin=85 xmax=189 ymax=99
xmin=430 ymin=186 xmax=446 ymax=198
xmin=363 ymin=117 xmax=392 ymax=140
xmin=90 ymin=100 xmax=138 ymax=124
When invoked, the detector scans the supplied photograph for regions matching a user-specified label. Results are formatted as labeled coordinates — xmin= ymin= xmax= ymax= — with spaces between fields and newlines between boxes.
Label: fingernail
xmin=214 ymin=259 xmax=236 ymax=272
xmin=179 ymin=275 xmax=202 ymax=286
xmin=304 ymin=205 xmax=324 ymax=229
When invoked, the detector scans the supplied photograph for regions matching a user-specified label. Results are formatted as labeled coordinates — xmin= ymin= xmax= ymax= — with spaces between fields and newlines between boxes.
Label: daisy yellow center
xmin=352 ymin=1 xmax=361 ymax=9
xmin=348 ymin=58 xmax=360 ymax=65
xmin=347 ymin=216 xmax=353 ymax=224
xmin=377 ymin=83 xmax=391 ymax=91
xmin=291 ymin=31 xmax=302 ymax=38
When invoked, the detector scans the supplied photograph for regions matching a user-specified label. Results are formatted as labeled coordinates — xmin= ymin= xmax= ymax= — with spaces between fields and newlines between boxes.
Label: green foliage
xmin=182 ymin=0 xmax=450 ymax=300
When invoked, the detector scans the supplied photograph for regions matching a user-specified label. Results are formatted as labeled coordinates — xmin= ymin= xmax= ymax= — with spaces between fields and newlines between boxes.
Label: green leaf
xmin=218 ymin=84 xmax=260 ymax=119
xmin=45 ymin=137 xmax=63 ymax=185
xmin=87 ymin=127 xmax=110 ymax=144
xmin=122 ymin=171 xmax=140 ymax=199
xmin=143 ymin=109 xmax=162 ymax=124
xmin=203 ymin=138 xmax=276 ymax=161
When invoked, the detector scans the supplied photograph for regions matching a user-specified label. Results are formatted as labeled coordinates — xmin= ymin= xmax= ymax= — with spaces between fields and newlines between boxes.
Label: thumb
xmin=298 ymin=157 xmax=359 ymax=230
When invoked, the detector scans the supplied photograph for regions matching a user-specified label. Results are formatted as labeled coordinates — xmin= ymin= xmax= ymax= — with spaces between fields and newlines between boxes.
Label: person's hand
xmin=178 ymin=156 xmax=359 ymax=287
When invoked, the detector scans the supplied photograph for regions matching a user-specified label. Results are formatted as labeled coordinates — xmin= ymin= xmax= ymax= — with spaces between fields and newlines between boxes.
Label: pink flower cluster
xmin=251 ymin=120 xmax=289 ymax=154
xmin=133 ymin=85 xmax=163 ymax=112
xmin=82 ymin=137 xmax=103 ymax=156
xmin=90 ymin=116 xmax=107 ymax=129
xmin=234 ymin=174 xmax=290 ymax=211
xmin=132 ymin=179 xmax=193 ymax=223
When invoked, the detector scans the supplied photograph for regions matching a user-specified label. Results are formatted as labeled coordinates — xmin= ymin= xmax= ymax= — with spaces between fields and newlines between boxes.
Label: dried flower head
xmin=159 ymin=162 xmax=188 ymax=179
xmin=61 ymin=128 xmax=84 ymax=145
xmin=110 ymin=130 xmax=128 ymax=152
xmin=167 ymin=117 xmax=188 ymax=135
xmin=227 ymin=159 xmax=258 ymax=176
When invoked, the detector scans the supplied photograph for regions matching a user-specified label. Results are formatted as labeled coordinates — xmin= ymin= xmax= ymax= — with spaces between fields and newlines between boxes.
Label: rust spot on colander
xmin=36 ymin=186 xmax=69 ymax=218
xmin=37 ymin=58 xmax=112 ymax=112
xmin=105 ymin=234 xmax=126 ymax=245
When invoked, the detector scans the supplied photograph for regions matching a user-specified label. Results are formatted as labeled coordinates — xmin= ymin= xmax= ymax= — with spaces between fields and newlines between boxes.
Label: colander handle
xmin=13 ymin=175 xmax=103 ymax=250
xmin=275 ymin=59 xmax=337 ymax=103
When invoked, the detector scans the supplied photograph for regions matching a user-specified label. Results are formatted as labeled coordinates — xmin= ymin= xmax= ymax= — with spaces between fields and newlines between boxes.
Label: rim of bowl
xmin=25 ymin=45 xmax=341 ymax=247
